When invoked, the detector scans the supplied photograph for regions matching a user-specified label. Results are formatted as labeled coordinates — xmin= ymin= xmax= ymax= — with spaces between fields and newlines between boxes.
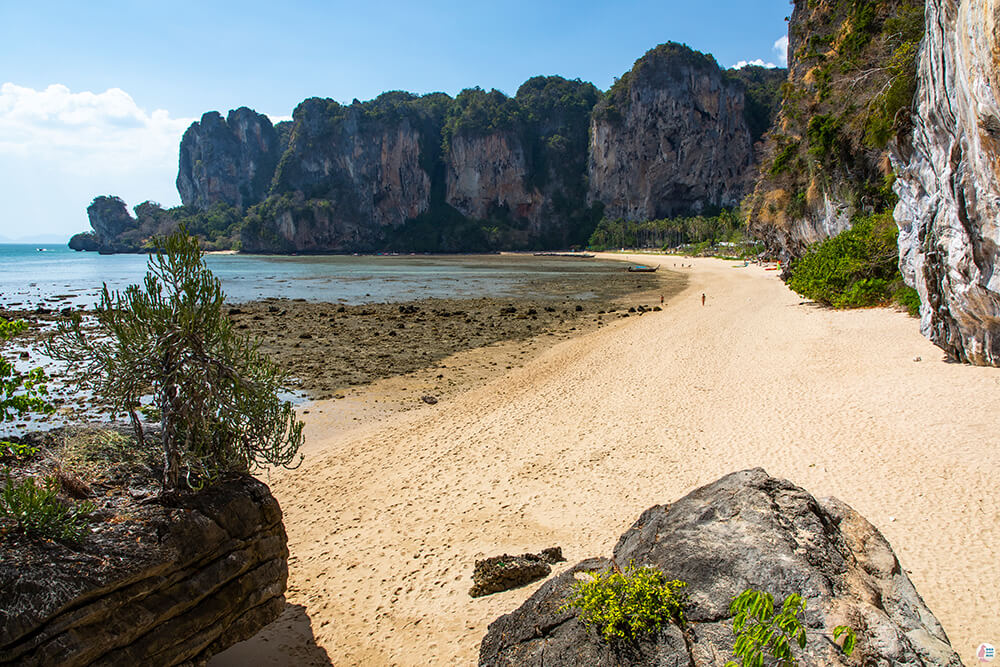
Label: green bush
xmin=0 ymin=473 xmax=94 ymax=542
xmin=0 ymin=440 xmax=39 ymax=462
xmin=787 ymin=212 xmax=907 ymax=308
xmin=560 ymin=562 xmax=687 ymax=642
xmin=48 ymin=229 xmax=304 ymax=491
xmin=893 ymin=284 xmax=921 ymax=316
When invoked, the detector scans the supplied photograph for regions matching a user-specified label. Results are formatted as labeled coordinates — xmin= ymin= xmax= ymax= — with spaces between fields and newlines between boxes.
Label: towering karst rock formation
xmin=163 ymin=44 xmax=774 ymax=253
xmin=176 ymin=108 xmax=284 ymax=211
xmin=892 ymin=0 xmax=1000 ymax=365
xmin=239 ymin=93 xmax=439 ymax=252
xmin=748 ymin=0 xmax=925 ymax=261
xmin=82 ymin=43 xmax=782 ymax=254
xmin=587 ymin=43 xmax=756 ymax=221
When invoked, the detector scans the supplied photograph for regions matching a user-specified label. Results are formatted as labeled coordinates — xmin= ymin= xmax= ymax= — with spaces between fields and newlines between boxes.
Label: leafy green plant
xmin=0 ymin=440 xmax=39 ymax=462
xmin=560 ymin=562 xmax=687 ymax=642
xmin=48 ymin=229 xmax=304 ymax=491
xmin=724 ymin=589 xmax=855 ymax=667
xmin=0 ymin=472 xmax=94 ymax=542
xmin=787 ymin=212 xmax=909 ymax=309
xmin=1 ymin=317 xmax=54 ymax=448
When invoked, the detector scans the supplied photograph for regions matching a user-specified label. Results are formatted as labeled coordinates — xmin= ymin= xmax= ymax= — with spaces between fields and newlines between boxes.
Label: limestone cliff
xmin=177 ymin=108 xmax=281 ymax=211
xmin=439 ymin=79 xmax=601 ymax=249
xmin=240 ymin=93 xmax=436 ymax=253
xmin=748 ymin=0 xmax=924 ymax=261
xmin=892 ymin=0 xmax=1000 ymax=365
xmin=85 ymin=196 xmax=138 ymax=252
xmin=445 ymin=130 xmax=542 ymax=232
xmin=587 ymin=43 xmax=755 ymax=221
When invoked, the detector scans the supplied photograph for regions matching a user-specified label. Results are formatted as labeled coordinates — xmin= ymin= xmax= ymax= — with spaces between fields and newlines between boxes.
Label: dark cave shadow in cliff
xmin=208 ymin=603 xmax=333 ymax=667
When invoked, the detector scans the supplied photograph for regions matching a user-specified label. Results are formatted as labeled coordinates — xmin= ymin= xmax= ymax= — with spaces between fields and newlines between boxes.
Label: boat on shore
xmin=626 ymin=265 xmax=658 ymax=273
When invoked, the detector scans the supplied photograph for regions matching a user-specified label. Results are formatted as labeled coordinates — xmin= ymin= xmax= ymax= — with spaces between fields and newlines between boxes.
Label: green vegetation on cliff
xmin=593 ymin=42 xmax=722 ymax=123
xmin=750 ymin=0 xmax=924 ymax=250
xmin=787 ymin=211 xmax=917 ymax=313
xmin=725 ymin=65 xmax=789 ymax=145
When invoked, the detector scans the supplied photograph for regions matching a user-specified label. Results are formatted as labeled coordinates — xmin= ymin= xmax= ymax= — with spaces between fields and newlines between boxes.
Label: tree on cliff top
xmin=48 ymin=229 xmax=303 ymax=491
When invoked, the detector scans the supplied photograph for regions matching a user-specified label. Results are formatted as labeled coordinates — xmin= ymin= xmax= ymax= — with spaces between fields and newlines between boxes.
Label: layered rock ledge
xmin=479 ymin=469 xmax=960 ymax=666
xmin=0 ymin=474 xmax=288 ymax=666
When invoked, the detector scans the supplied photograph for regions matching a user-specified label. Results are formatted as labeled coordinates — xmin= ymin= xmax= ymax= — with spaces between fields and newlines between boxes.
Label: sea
xmin=0 ymin=244 xmax=622 ymax=310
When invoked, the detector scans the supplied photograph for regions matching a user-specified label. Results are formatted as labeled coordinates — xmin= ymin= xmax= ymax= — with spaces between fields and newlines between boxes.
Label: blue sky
xmin=0 ymin=0 xmax=791 ymax=240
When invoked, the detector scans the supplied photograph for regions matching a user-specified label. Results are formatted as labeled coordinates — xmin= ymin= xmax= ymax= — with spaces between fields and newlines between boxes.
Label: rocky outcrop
xmin=748 ymin=0 xmax=924 ymax=261
xmin=469 ymin=547 xmax=566 ymax=598
xmin=86 ymin=196 xmax=138 ymax=252
xmin=445 ymin=131 xmax=542 ymax=232
xmin=68 ymin=232 xmax=98 ymax=251
xmin=480 ymin=469 xmax=960 ymax=666
xmin=240 ymin=95 xmax=433 ymax=253
xmin=0 ymin=476 xmax=288 ymax=666
xmin=892 ymin=0 xmax=1000 ymax=365
xmin=588 ymin=43 xmax=755 ymax=221
xmin=177 ymin=108 xmax=281 ymax=211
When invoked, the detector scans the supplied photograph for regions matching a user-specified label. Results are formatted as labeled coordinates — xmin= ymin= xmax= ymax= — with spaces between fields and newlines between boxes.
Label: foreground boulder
xmin=0 ymin=475 xmax=288 ymax=666
xmin=480 ymin=469 xmax=960 ymax=666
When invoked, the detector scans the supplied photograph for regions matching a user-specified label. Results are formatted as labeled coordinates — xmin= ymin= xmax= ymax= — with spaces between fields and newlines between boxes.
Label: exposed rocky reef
xmin=748 ymin=0 xmax=925 ymax=261
xmin=177 ymin=108 xmax=283 ymax=211
xmin=588 ymin=43 xmax=756 ymax=220
xmin=479 ymin=469 xmax=960 ymax=666
xmin=1 ymin=467 xmax=288 ymax=666
xmin=892 ymin=0 xmax=1000 ymax=365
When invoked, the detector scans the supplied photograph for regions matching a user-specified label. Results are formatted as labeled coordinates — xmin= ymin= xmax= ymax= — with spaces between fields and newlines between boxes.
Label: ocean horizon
xmin=0 ymin=243 xmax=627 ymax=310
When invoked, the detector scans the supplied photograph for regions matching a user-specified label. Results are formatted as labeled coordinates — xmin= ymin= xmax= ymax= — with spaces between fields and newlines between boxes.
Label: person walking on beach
xmin=701 ymin=293 xmax=706 ymax=306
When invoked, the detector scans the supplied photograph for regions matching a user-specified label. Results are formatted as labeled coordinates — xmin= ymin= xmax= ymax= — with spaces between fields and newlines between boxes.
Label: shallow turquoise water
xmin=0 ymin=244 xmax=618 ymax=308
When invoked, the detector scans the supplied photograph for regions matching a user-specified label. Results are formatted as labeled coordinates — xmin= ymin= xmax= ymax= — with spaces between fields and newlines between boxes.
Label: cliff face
xmin=445 ymin=130 xmax=542 ymax=228
xmin=748 ymin=0 xmax=924 ymax=261
xmin=86 ymin=196 xmax=137 ymax=252
xmin=86 ymin=47 xmax=777 ymax=254
xmin=892 ymin=0 xmax=1000 ymax=365
xmin=588 ymin=43 xmax=755 ymax=221
xmin=240 ymin=95 xmax=434 ymax=253
xmin=177 ymin=108 xmax=281 ymax=211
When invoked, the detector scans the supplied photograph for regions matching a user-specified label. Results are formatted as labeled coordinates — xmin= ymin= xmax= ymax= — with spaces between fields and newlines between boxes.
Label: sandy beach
xmin=214 ymin=254 xmax=999 ymax=666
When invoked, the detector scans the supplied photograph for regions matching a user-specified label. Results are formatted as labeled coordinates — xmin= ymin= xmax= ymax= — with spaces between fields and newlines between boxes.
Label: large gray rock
xmin=587 ymin=43 xmax=756 ymax=221
xmin=479 ymin=469 xmax=960 ymax=667
xmin=0 ymin=476 xmax=288 ymax=666
xmin=892 ymin=0 xmax=1000 ymax=365
xmin=176 ymin=108 xmax=281 ymax=211
xmin=86 ymin=196 xmax=137 ymax=252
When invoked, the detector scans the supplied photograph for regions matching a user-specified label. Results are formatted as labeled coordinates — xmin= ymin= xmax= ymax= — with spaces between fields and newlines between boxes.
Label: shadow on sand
xmin=208 ymin=603 xmax=332 ymax=666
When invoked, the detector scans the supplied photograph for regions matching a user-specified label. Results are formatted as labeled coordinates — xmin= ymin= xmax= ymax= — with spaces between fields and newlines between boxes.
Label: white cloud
xmin=773 ymin=35 xmax=789 ymax=67
xmin=0 ymin=83 xmax=194 ymax=237
xmin=0 ymin=83 xmax=192 ymax=175
xmin=733 ymin=59 xmax=778 ymax=69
